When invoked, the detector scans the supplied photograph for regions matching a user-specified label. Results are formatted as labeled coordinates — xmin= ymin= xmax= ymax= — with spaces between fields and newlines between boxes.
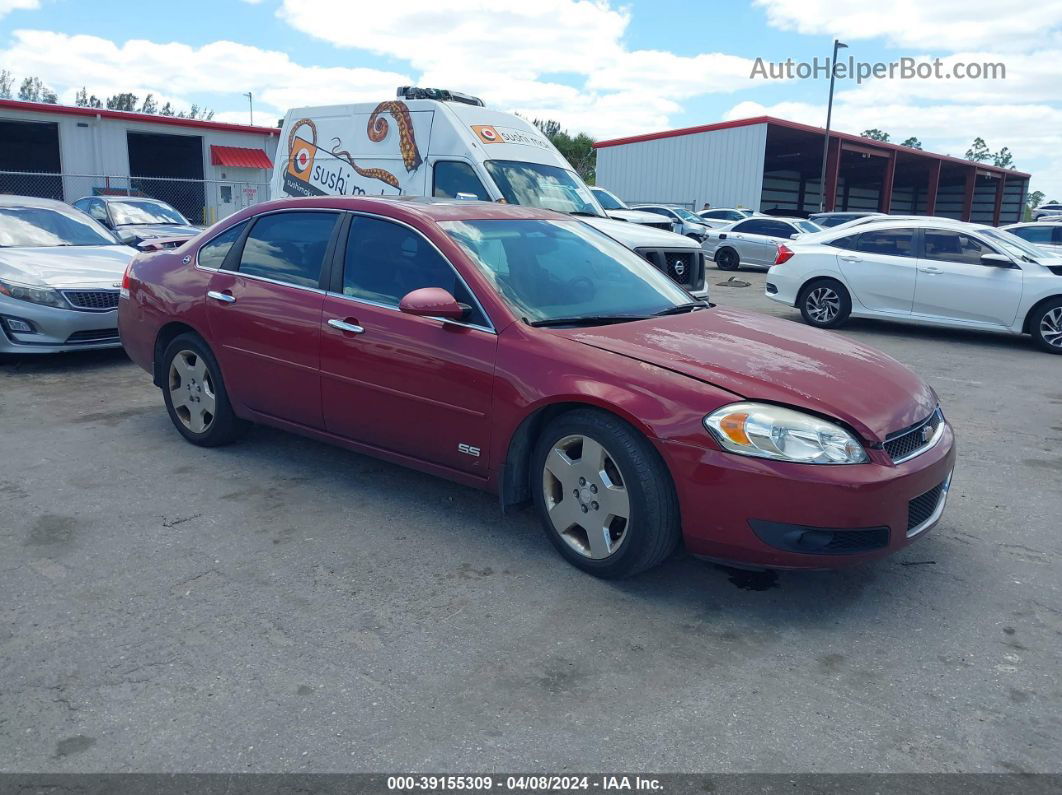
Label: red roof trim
xmin=0 ymin=98 xmax=279 ymax=136
xmin=211 ymin=145 xmax=274 ymax=169
xmin=593 ymin=115 xmax=1030 ymax=179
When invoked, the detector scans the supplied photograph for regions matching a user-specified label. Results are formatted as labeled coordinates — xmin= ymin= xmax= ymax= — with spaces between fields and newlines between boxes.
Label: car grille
xmin=62 ymin=289 xmax=120 ymax=311
xmin=65 ymin=328 xmax=120 ymax=343
xmin=884 ymin=408 xmax=944 ymax=463
xmin=636 ymin=248 xmax=702 ymax=288
xmin=908 ymin=480 xmax=946 ymax=534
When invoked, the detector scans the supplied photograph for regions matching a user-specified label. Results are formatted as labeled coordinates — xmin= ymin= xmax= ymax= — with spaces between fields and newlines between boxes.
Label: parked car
xmin=1003 ymin=222 xmax=1062 ymax=256
xmin=588 ymin=187 xmax=674 ymax=232
xmin=0 ymin=195 xmax=136 ymax=354
xmin=766 ymin=218 xmax=1062 ymax=354
xmin=120 ymin=196 xmax=956 ymax=576
xmin=704 ymin=217 xmax=822 ymax=270
xmin=631 ymin=205 xmax=710 ymax=242
xmin=271 ymin=86 xmax=706 ymax=296
xmin=696 ymin=208 xmax=754 ymax=229
xmin=808 ymin=211 xmax=887 ymax=228
xmin=1033 ymin=202 xmax=1062 ymax=221
xmin=821 ymin=214 xmax=942 ymax=235
xmin=72 ymin=196 xmax=200 ymax=247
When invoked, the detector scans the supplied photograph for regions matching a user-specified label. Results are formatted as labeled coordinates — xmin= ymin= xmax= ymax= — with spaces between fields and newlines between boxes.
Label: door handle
xmin=839 ymin=255 xmax=862 ymax=262
xmin=328 ymin=318 xmax=365 ymax=335
xmin=919 ymin=266 xmax=942 ymax=274
xmin=207 ymin=290 xmax=235 ymax=304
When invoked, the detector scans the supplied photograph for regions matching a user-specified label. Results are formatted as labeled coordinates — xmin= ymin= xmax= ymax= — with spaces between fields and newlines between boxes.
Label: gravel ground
xmin=1 ymin=267 xmax=1059 ymax=773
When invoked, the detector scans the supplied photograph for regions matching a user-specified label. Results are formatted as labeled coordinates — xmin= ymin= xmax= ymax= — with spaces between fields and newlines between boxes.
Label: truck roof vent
xmin=396 ymin=86 xmax=485 ymax=107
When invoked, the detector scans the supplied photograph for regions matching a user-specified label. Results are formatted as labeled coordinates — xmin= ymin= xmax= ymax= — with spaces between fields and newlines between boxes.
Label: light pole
xmin=243 ymin=91 xmax=254 ymax=126
xmin=818 ymin=39 xmax=847 ymax=212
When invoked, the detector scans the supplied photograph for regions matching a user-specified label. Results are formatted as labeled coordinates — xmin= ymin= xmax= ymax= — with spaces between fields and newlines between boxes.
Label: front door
xmin=320 ymin=214 xmax=497 ymax=475
xmin=205 ymin=209 xmax=341 ymax=428
xmin=913 ymin=228 xmax=1024 ymax=326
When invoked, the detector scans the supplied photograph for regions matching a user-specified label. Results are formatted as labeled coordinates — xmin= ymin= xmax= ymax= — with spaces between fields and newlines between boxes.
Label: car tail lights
xmin=774 ymin=244 xmax=794 ymax=266
xmin=120 ymin=262 xmax=133 ymax=299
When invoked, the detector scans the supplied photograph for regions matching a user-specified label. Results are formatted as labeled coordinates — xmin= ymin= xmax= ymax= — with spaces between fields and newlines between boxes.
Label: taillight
xmin=120 ymin=261 xmax=133 ymax=299
xmin=773 ymin=244 xmax=794 ymax=266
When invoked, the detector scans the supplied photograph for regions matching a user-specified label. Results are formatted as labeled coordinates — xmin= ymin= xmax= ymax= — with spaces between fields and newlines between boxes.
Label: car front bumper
xmin=658 ymin=422 xmax=956 ymax=569
xmin=0 ymin=296 xmax=121 ymax=354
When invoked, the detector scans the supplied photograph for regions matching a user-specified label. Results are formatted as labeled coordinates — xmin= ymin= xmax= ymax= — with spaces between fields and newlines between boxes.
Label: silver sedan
xmin=1002 ymin=222 xmax=1062 ymax=256
xmin=0 ymin=195 xmax=137 ymax=355
xmin=703 ymin=216 xmax=821 ymax=270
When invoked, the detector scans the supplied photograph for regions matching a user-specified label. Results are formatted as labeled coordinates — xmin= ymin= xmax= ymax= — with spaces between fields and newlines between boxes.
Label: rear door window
xmin=238 ymin=212 xmax=338 ymax=287
xmin=198 ymin=221 xmax=248 ymax=270
xmin=853 ymin=229 xmax=915 ymax=257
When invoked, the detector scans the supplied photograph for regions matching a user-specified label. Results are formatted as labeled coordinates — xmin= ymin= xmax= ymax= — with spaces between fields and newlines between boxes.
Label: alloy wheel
xmin=1041 ymin=307 xmax=1062 ymax=348
xmin=542 ymin=434 xmax=630 ymax=559
xmin=168 ymin=350 xmax=217 ymax=433
xmin=806 ymin=286 xmax=841 ymax=323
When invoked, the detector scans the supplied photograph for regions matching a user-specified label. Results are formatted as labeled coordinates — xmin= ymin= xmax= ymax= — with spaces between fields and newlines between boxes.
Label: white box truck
xmin=269 ymin=87 xmax=706 ymax=296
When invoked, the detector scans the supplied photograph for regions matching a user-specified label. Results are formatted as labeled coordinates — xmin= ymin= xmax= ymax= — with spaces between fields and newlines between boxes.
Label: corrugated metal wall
xmin=595 ymin=123 xmax=768 ymax=210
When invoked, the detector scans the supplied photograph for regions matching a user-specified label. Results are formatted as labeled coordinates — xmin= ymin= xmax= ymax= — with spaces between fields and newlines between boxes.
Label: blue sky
xmin=1 ymin=0 xmax=1059 ymax=198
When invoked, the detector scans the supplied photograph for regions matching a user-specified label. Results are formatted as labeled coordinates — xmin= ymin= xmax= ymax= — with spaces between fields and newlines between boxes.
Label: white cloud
xmin=0 ymin=0 xmax=39 ymax=19
xmin=0 ymin=30 xmax=410 ymax=118
xmin=754 ymin=0 xmax=1062 ymax=52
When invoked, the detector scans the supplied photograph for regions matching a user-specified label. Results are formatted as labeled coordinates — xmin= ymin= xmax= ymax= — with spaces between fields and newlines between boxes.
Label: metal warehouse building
xmin=0 ymin=99 xmax=280 ymax=224
xmin=595 ymin=116 xmax=1030 ymax=226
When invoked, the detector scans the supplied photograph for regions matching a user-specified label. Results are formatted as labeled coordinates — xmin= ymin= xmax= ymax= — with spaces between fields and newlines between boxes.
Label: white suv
xmin=1033 ymin=202 xmax=1062 ymax=221
xmin=765 ymin=218 xmax=1062 ymax=354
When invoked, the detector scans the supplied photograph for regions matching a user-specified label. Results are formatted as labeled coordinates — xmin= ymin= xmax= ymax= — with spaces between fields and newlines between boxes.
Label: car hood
xmin=117 ymin=223 xmax=200 ymax=239
xmin=582 ymin=216 xmax=700 ymax=249
xmin=560 ymin=307 xmax=937 ymax=443
xmin=604 ymin=209 xmax=672 ymax=225
xmin=0 ymin=245 xmax=136 ymax=288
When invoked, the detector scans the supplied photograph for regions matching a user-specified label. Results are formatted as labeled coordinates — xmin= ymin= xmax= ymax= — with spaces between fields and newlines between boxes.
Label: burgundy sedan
xmin=118 ymin=196 xmax=955 ymax=578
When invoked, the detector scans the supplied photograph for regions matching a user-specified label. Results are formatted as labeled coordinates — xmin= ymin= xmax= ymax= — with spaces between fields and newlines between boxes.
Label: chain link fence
xmin=0 ymin=170 xmax=270 ymax=226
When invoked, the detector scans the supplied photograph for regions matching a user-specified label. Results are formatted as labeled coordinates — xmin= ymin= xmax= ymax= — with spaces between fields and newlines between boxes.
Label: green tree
xmin=159 ymin=102 xmax=175 ymax=116
xmin=0 ymin=70 xmax=14 ymax=99
xmin=965 ymin=137 xmax=991 ymax=163
xmin=861 ymin=128 xmax=890 ymax=142
xmin=106 ymin=92 xmax=139 ymax=111
xmin=532 ymin=118 xmax=596 ymax=183
xmin=993 ymin=147 xmax=1013 ymax=169
xmin=900 ymin=136 xmax=923 ymax=149
xmin=18 ymin=76 xmax=46 ymax=101
xmin=140 ymin=94 xmax=158 ymax=114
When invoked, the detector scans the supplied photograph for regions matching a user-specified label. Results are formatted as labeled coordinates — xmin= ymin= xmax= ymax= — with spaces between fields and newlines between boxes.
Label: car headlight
xmin=704 ymin=401 xmax=868 ymax=464
xmin=0 ymin=279 xmax=66 ymax=309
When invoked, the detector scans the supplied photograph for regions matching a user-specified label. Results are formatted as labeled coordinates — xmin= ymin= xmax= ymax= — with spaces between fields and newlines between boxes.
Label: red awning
xmin=210 ymin=145 xmax=273 ymax=169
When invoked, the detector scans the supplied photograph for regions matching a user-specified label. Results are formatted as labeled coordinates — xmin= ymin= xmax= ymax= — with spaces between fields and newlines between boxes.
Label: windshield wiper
xmin=654 ymin=301 xmax=708 ymax=316
xmin=567 ymin=210 xmax=603 ymax=218
xmin=528 ymin=314 xmax=649 ymax=328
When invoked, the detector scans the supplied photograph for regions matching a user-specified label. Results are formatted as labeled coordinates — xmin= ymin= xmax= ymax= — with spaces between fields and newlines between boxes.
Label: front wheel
xmin=532 ymin=409 xmax=681 ymax=578
xmin=715 ymin=248 xmax=740 ymax=271
xmin=799 ymin=279 xmax=852 ymax=329
xmin=1031 ymin=299 xmax=1062 ymax=354
xmin=161 ymin=333 xmax=246 ymax=446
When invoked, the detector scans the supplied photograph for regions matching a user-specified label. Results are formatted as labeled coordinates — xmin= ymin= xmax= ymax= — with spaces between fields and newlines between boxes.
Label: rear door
xmin=319 ymin=213 xmax=497 ymax=475
xmin=205 ymin=210 xmax=341 ymax=428
xmin=834 ymin=228 xmax=918 ymax=315
xmin=913 ymin=228 xmax=1023 ymax=326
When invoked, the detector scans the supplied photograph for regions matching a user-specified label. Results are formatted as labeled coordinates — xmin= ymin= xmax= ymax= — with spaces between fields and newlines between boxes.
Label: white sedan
xmin=765 ymin=218 xmax=1062 ymax=354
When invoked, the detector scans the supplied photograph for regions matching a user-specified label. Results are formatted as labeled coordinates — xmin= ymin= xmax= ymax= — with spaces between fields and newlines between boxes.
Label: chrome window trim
xmin=323 ymin=290 xmax=496 ymax=335
xmin=907 ymin=472 xmax=952 ymax=539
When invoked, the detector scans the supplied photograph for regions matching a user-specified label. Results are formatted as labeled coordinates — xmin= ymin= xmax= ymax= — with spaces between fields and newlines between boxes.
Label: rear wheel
xmin=799 ymin=279 xmax=851 ymax=329
xmin=1031 ymin=299 xmax=1062 ymax=354
xmin=161 ymin=333 xmax=246 ymax=446
xmin=715 ymin=248 xmax=740 ymax=271
xmin=532 ymin=409 xmax=681 ymax=578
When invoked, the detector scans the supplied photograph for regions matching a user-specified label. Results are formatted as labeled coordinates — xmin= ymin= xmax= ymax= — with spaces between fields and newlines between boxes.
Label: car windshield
xmin=592 ymin=189 xmax=626 ymax=211
xmin=796 ymin=221 xmax=823 ymax=233
xmin=672 ymin=208 xmax=703 ymax=224
xmin=441 ymin=218 xmax=693 ymax=324
xmin=980 ymin=228 xmax=1052 ymax=261
xmin=108 ymin=200 xmax=187 ymax=226
xmin=0 ymin=206 xmax=118 ymax=247
xmin=484 ymin=161 xmax=604 ymax=217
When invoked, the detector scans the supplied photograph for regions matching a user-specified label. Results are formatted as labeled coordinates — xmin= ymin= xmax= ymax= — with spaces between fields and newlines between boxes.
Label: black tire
xmin=531 ymin=409 xmax=681 ymax=578
xmin=160 ymin=333 xmax=246 ymax=446
xmin=798 ymin=278 xmax=852 ymax=329
xmin=715 ymin=248 xmax=740 ymax=271
xmin=1030 ymin=298 xmax=1062 ymax=354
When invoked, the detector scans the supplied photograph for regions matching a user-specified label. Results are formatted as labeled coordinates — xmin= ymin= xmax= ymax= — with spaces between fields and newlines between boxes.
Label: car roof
xmin=0 ymin=193 xmax=74 ymax=210
xmin=224 ymin=195 xmax=571 ymax=225
xmin=87 ymin=195 xmax=171 ymax=204
xmin=812 ymin=217 xmax=988 ymax=236
xmin=1005 ymin=221 xmax=1062 ymax=227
